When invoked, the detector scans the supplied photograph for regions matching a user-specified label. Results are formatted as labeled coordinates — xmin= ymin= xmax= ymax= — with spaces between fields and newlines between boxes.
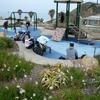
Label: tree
xmin=59 ymin=11 xmax=65 ymax=23
xmin=48 ymin=9 xmax=55 ymax=22
xmin=17 ymin=9 xmax=22 ymax=20
xmin=28 ymin=11 xmax=34 ymax=22
xmin=24 ymin=16 xmax=28 ymax=21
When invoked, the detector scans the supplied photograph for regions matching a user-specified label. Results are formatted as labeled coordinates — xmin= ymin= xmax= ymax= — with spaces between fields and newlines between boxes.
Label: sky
xmin=0 ymin=0 xmax=98 ymax=20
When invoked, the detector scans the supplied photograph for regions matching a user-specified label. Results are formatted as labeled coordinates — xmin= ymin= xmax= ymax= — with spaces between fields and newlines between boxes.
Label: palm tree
xmin=28 ymin=11 xmax=34 ymax=22
xmin=17 ymin=9 xmax=22 ymax=20
xmin=48 ymin=9 xmax=55 ymax=22
xmin=24 ymin=16 xmax=28 ymax=21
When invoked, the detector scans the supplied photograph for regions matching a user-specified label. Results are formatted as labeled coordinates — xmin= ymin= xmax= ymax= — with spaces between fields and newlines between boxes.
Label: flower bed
xmin=0 ymin=51 xmax=34 ymax=81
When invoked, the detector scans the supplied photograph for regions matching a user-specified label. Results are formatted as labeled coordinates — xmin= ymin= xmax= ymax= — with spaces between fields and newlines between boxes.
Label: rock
xmin=0 ymin=32 xmax=5 ymax=37
xmin=63 ymin=56 xmax=98 ymax=69
xmin=81 ymin=56 xmax=99 ymax=69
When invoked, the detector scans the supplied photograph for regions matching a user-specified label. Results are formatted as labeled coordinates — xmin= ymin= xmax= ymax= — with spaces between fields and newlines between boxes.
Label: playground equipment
xmin=54 ymin=0 xmax=82 ymax=39
xmin=10 ymin=10 xmax=37 ymax=33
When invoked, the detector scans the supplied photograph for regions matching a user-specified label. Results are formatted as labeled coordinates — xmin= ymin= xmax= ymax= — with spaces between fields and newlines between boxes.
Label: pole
xmin=76 ymin=2 xmax=81 ymax=28
xmin=56 ymin=2 xmax=58 ymax=27
xmin=65 ymin=1 xmax=70 ymax=39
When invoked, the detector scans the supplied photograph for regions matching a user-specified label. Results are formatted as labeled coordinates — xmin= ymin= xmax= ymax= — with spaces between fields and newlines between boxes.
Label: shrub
xmin=0 ymin=37 xmax=14 ymax=49
xmin=64 ymin=67 xmax=86 ymax=87
xmin=0 ymin=82 xmax=52 ymax=100
xmin=95 ymin=55 xmax=100 ymax=66
xmin=40 ymin=64 xmax=69 ymax=90
xmin=0 ymin=51 xmax=34 ymax=81
xmin=61 ymin=87 xmax=100 ymax=100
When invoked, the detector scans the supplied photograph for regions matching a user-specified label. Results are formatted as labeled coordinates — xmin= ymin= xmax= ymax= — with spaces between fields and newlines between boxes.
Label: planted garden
xmin=0 ymin=37 xmax=100 ymax=100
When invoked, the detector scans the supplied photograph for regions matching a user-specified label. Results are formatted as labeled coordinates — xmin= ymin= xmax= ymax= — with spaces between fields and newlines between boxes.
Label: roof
xmin=84 ymin=15 xmax=100 ymax=20
xmin=54 ymin=0 xmax=82 ymax=3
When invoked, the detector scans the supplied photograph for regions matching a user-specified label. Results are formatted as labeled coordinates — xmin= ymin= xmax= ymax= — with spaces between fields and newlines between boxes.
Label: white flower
xmin=5 ymin=86 xmax=9 ymax=90
xmin=83 ymin=82 xmax=86 ymax=86
xmin=30 ymin=97 xmax=32 ymax=99
xmin=24 ymin=74 xmax=27 ymax=78
xmin=42 ymin=78 xmax=46 ymax=82
xmin=35 ymin=81 xmax=38 ymax=85
xmin=23 ymin=98 xmax=27 ymax=100
xmin=58 ymin=74 xmax=61 ymax=77
xmin=82 ymin=80 xmax=85 ymax=83
xmin=61 ymin=71 xmax=65 ymax=75
xmin=81 ymin=65 xmax=84 ymax=68
xmin=15 ymin=96 xmax=19 ymax=99
xmin=33 ymin=93 xmax=36 ymax=97
xmin=19 ymin=88 xmax=25 ymax=94
xmin=15 ymin=65 xmax=18 ymax=68
xmin=7 ymin=68 xmax=10 ymax=71
xmin=14 ymin=77 xmax=17 ymax=81
xmin=16 ymin=85 xmax=21 ymax=89
xmin=67 ymin=70 xmax=69 ymax=73
xmin=70 ymin=76 xmax=73 ymax=80
xmin=58 ymin=69 xmax=61 ymax=72
xmin=48 ymin=95 xmax=52 ymax=99
xmin=4 ymin=64 xmax=6 ymax=68
xmin=49 ymin=86 xmax=53 ymax=90
xmin=43 ymin=96 xmax=47 ymax=100
xmin=62 ymin=82 xmax=65 ymax=84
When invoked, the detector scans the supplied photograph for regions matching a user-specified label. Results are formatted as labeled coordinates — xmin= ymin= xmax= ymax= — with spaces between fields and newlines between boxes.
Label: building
xmin=83 ymin=15 xmax=100 ymax=26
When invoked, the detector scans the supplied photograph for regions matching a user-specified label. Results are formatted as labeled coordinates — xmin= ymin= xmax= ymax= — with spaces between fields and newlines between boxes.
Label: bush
xmin=0 ymin=82 xmax=52 ymax=100
xmin=40 ymin=64 xmax=68 ymax=90
xmin=0 ymin=51 xmax=34 ymax=81
xmin=95 ymin=55 xmax=100 ymax=66
xmin=61 ymin=87 xmax=100 ymax=100
xmin=0 ymin=37 xmax=14 ymax=49
xmin=64 ymin=67 xmax=86 ymax=87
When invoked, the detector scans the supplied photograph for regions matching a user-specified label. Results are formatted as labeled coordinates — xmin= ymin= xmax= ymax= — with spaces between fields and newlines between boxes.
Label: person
xmin=26 ymin=21 xmax=30 ymax=31
xmin=25 ymin=37 xmax=34 ymax=49
xmin=3 ymin=21 xmax=8 ymax=36
xmin=66 ymin=43 xmax=78 ymax=60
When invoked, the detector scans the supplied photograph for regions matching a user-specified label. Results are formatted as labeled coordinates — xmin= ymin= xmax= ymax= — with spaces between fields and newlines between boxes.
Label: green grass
xmin=0 ymin=51 xmax=34 ymax=81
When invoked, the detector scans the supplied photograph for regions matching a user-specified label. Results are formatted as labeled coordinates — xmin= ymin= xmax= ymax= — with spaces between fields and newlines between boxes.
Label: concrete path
xmin=16 ymin=41 xmax=72 ymax=66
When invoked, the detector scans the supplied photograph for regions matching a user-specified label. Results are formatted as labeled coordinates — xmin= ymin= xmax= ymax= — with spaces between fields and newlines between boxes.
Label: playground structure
xmin=54 ymin=0 xmax=86 ymax=39
xmin=10 ymin=10 xmax=37 ymax=33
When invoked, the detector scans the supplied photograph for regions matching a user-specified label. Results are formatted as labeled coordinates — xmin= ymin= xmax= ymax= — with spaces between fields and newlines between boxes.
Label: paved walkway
xmin=16 ymin=41 xmax=72 ymax=66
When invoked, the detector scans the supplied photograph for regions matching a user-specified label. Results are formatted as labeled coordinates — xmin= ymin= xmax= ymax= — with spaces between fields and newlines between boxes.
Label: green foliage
xmin=0 ymin=82 xmax=52 ymax=100
xmin=28 ymin=11 xmax=34 ymax=21
xmin=95 ymin=55 xmax=100 ymax=66
xmin=64 ymin=67 xmax=85 ymax=87
xmin=61 ymin=87 xmax=100 ymax=100
xmin=62 ymin=88 xmax=84 ymax=100
xmin=48 ymin=9 xmax=55 ymax=22
xmin=40 ymin=64 xmax=68 ymax=90
xmin=0 ymin=51 xmax=33 ymax=81
xmin=0 ymin=37 xmax=14 ymax=49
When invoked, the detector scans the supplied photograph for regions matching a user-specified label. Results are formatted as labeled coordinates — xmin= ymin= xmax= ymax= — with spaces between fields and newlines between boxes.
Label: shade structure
xmin=54 ymin=0 xmax=82 ymax=39
xmin=54 ymin=0 xmax=82 ymax=3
